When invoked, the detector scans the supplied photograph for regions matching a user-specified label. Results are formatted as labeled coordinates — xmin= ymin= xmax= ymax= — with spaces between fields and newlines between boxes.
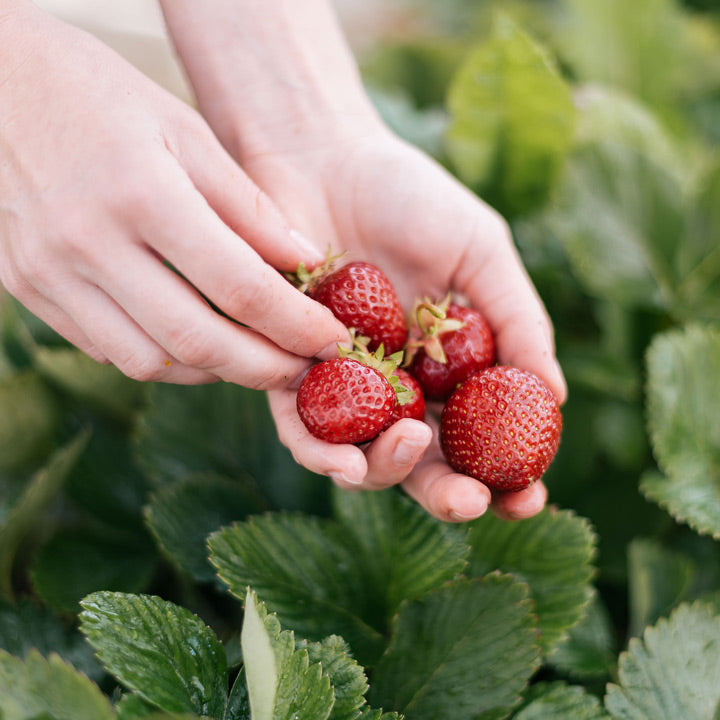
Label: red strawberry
xmin=406 ymin=296 xmax=496 ymax=401
xmin=388 ymin=368 xmax=426 ymax=424
xmin=294 ymin=258 xmax=407 ymax=354
xmin=440 ymin=366 xmax=562 ymax=492
xmin=297 ymin=357 xmax=396 ymax=444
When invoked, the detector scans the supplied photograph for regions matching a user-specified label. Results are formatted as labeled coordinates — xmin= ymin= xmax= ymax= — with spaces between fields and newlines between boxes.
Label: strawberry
xmin=405 ymin=296 xmax=495 ymax=401
xmin=292 ymin=257 xmax=407 ymax=354
xmin=388 ymin=368 xmax=426 ymax=424
xmin=296 ymin=340 xmax=415 ymax=444
xmin=440 ymin=366 xmax=562 ymax=492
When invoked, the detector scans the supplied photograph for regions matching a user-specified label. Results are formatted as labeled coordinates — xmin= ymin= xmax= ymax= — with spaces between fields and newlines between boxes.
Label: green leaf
xmin=134 ymin=383 xmax=327 ymax=512
xmin=209 ymin=514 xmax=385 ymax=665
xmin=0 ymin=370 xmax=59 ymax=472
xmin=628 ymin=538 xmax=696 ymax=638
xmin=332 ymin=488 xmax=469 ymax=619
xmin=514 ymin=681 xmax=610 ymax=719
xmin=356 ymin=710 xmax=402 ymax=720
xmin=241 ymin=589 xmax=333 ymax=720
xmin=79 ymin=592 xmax=227 ymax=718
xmin=446 ymin=13 xmax=575 ymax=216
xmin=604 ymin=601 xmax=720 ymax=719
xmin=300 ymin=636 xmax=368 ymax=720
xmin=34 ymin=346 xmax=146 ymax=423
xmin=145 ymin=473 xmax=268 ymax=582
xmin=552 ymin=142 xmax=685 ymax=312
xmin=548 ymin=590 xmax=617 ymax=680
xmin=643 ymin=324 xmax=720 ymax=537
xmin=368 ymin=574 xmax=541 ymax=720
xmin=0 ymin=430 xmax=90 ymax=602
xmin=0 ymin=649 xmax=115 ymax=720
xmin=0 ymin=600 xmax=104 ymax=683
xmin=31 ymin=529 xmax=157 ymax=613
xmin=466 ymin=507 xmax=597 ymax=654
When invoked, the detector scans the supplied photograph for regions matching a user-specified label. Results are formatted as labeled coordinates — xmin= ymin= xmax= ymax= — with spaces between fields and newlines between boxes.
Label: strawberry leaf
xmin=446 ymin=13 xmax=576 ymax=217
xmin=514 ymin=682 xmax=610 ymax=719
xmin=643 ymin=324 xmax=720 ymax=538
xmin=604 ymin=601 xmax=720 ymax=719
xmin=466 ymin=507 xmax=597 ymax=655
xmin=79 ymin=592 xmax=227 ymax=718
xmin=209 ymin=514 xmax=386 ymax=665
xmin=368 ymin=574 xmax=541 ymax=720
xmin=144 ymin=472 xmax=268 ymax=582
xmin=0 ymin=649 xmax=115 ymax=720
xmin=241 ymin=589 xmax=333 ymax=720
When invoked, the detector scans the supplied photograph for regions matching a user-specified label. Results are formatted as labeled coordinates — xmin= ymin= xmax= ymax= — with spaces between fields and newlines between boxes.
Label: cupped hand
xmin=0 ymin=6 xmax=348 ymax=387
xmin=244 ymin=125 xmax=566 ymax=522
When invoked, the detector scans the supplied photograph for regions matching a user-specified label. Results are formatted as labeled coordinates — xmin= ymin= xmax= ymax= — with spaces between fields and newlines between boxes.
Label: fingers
xmin=451 ymin=205 xmax=567 ymax=404
xmin=491 ymin=481 xmax=548 ymax=521
xmin=130 ymin=162 xmax=349 ymax=361
xmin=171 ymin=118 xmax=326 ymax=273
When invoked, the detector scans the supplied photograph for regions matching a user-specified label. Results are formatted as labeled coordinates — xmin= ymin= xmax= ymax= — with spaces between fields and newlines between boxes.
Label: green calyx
xmin=404 ymin=293 xmax=465 ymax=365
xmin=284 ymin=247 xmax=346 ymax=294
xmin=339 ymin=333 xmax=415 ymax=407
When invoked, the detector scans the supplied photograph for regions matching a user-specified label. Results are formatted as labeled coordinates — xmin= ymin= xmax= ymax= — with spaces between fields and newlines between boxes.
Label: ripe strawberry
xmin=297 ymin=357 xmax=396 ymax=444
xmin=292 ymin=257 xmax=407 ymax=354
xmin=406 ymin=296 xmax=496 ymax=401
xmin=388 ymin=368 xmax=426 ymax=424
xmin=440 ymin=366 xmax=562 ymax=492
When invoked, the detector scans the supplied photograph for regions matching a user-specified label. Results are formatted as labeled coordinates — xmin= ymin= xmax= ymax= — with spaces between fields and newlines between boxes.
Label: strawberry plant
xmin=3 ymin=0 xmax=720 ymax=717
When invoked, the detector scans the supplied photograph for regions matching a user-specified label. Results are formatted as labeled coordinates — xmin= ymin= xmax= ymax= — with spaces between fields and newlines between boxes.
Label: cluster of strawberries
xmin=290 ymin=258 xmax=562 ymax=493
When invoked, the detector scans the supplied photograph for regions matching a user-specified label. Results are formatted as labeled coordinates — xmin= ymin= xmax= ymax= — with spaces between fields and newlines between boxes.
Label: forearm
xmin=159 ymin=0 xmax=380 ymax=158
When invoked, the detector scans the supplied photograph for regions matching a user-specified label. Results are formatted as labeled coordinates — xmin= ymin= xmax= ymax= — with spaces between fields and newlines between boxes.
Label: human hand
xmin=245 ymin=126 xmax=566 ymax=522
xmin=0 ymin=4 xmax=348 ymax=388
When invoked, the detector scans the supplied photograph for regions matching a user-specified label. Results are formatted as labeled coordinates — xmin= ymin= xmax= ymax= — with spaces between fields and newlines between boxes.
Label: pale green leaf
xmin=446 ymin=13 xmax=575 ymax=216
xmin=34 ymin=346 xmax=146 ymax=422
xmin=0 ymin=370 xmax=58 ymax=472
xmin=241 ymin=589 xmax=333 ymax=720
xmin=0 ymin=430 xmax=90 ymax=602
xmin=515 ymin=682 xmax=610 ymax=719
xmin=605 ymin=602 xmax=720 ymax=719
xmin=31 ymin=529 xmax=156 ymax=613
xmin=144 ymin=473 xmax=267 ymax=582
xmin=467 ymin=507 xmax=596 ymax=654
xmin=369 ymin=574 xmax=541 ymax=720
xmin=79 ymin=592 xmax=227 ymax=718
xmin=643 ymin=324 xmax=720 ymax=538
xmin=0 ymin=649 xmax=114 ymax=720
xmin=332 ymin=488 xmax=469 ymax=617
xmin=628 ymin=538 xmax=696 ymax=638
xmin=209 ymin=515 xmax=384 ymax=665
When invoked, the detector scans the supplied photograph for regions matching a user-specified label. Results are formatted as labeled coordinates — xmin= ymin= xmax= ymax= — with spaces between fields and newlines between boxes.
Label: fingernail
xmin=290 ymin=229 xmax=325 ymax=263
xmin=448 ymin=493 xmax=489 ymax=522
xmin=318 ymin=337 xmax=351 ymax=361
xmin=329 ymin=470 xmax=363 ymax=486
xmin=393 ymin=429 xmax=432 ymax=465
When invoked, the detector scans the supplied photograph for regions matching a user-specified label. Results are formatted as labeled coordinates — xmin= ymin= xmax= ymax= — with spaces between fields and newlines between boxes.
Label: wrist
xmin=160 ymin=0 xmax=383 ymax=159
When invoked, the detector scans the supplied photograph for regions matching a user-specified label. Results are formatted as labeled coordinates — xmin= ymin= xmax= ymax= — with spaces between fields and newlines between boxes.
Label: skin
xmin=0 ymin=0 xmax=566 ymax=523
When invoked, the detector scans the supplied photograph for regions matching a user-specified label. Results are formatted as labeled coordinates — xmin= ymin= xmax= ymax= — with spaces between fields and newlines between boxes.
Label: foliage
xmin=2 ymin=0 xmax=720 ymax=717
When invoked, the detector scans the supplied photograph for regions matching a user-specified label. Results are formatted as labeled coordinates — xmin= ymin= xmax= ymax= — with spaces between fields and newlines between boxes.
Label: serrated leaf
xmin=628 ymin=538 xmax=696 ymax=638
xmin=605 ymin=601 xmax=720 ymax=719
xmin=446 ymin=13 xmax=575 ymax=216
xmin=0 ymin=370 xmax=59 ymax=471
xmin=31 ymin=529 xmax=156 ymax=613
xmin=34 ymin=346 xmax=146 ymax=423
xmin=241 ymin=589 xmax=333 ymax=720
xmin=332 ymin=488 xmax=469 ymax=619
xmin=299 ymin=636 xmax=368 ymax=720
xmin=0 ymin=430 xmax=90 ymax=602
xmin=0 ymin=600 xmax=103 ymax=682
xmin=644 ymin=324 xmax=720 ymax=538
xmin=0 ymin=649 xmax=114 ymax=720
xmin=356 ymin=710 xmax=403 ymax=720
xmin=514 ymin=682 xmax=610 ymax=719
xmin=80 ymin=592 xmax=227 ymax=718
xmin=368 ymin=574 xmax=541 ymax=720
xmin=145 ymin=473 xmax=268 ymax=582
xmin=209 ymin=514 xmax=385 ymax=665
xmin=548 ymin=590 xmax=616 ymax=680
xmin=466 ymin=507 xmax=596 ymax=654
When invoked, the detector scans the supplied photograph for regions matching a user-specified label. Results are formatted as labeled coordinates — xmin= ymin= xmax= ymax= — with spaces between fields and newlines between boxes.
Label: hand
xmin=245 ymin=126 xmax=567 ymax=522
xmin=0 ymin=5 xmax=348 ymax=388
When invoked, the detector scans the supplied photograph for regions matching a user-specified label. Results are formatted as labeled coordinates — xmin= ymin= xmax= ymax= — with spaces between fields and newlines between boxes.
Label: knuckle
xmin=167 ymin=326 xmax=216 ymax=369
xmin=217 ymin=274 xmax=268 ymax=321
xmin=114 ymin=352 xmax=167 ymax=383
